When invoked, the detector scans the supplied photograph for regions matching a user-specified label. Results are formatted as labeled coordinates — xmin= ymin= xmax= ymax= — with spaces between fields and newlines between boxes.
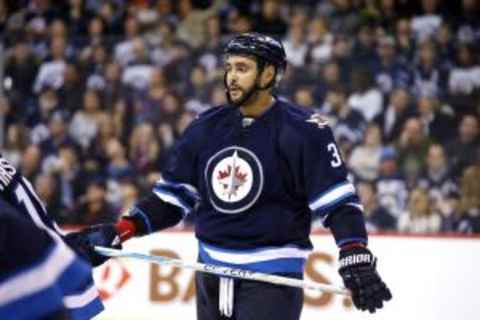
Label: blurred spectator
xmin=121 ymin=38 xmax=155 ymax=92
xmin=349 ymin=124 xmax=383 ymax=181
xmin=294 ymin=86 xmax=315 ymax=108
xmin=34 ymin=172 xmax=65 ymax=222
xmin=254 ymin=0 xmax=288 ymax=38
xmin=448 ymin=43 xmax=480 ymax=116
xmin=53 ymin=144 xmax=86 ymax=214
xmin=2 ymin=124 xmax=29 ymax=168
xmin=374 ymin=88 xmax=415 ymax=143
xmin=398 ymin=187 xmax=442 ymax=233
xmin=372 ymin=35 xmax=412 ymax=94
xmin=3 ymin=40 xmax=39 ymax=109
xmin=375 ymin=147 xmax=408 ymax=218
xmin=62 ymin=0 xmax=94 ymax=37
xmin=29 ymin=88 xmax=60 ymax=144
xmin=33 ymin=35 xmax=67 ymax=93
xmin=321 ymin=0 xmax=361 ymax=34
xmin=313 ymin=61 xmax=342 ymax=105
xmin=0 ymin=96 xmax=17 ymax=144
xmin=225 ymin=8 xmax=253 ymax=35
xmin=118 ymin=181 xmax=140 ymax=214
xmin=129 ymin=123 xmax=162 ymax=175
xmin=351 ymin=23 xmax=377 ymax=66
xmin=105 ymin=138 xmax=133 ymax=182
xmin=283 ymin=23 xmax=308 ymax=68
xmin=176 ymin=0 xmax=225 ymax=49
xmin=446 ymin=114 xmax=480 ymax=178
xmin=348 ymin=67 xmax=383 ymax=121
xmin=114 ymin=15 xmax=141 ymax=66
xmin=208 ymin=83 xmax=227 ymax=107
xmin=410 ymin=0 xmax=443 ymax=41
xmin=306 ymin=16 xmax=333 ymax=67
xmin=101 ymin=62 xmax=124 ymax=109
xmin=43 ymin=113 xmax=71 ymax=150
xmin=182 ymin=64 xmax=211 ymax=113
xmin=330 ymin=34 xmax=353 ymax=83
xmin=88 ymin=114 xmax=119 ymax=166
xmin=416 ymin=94 xmax=455 ymax=144
xmin=357 ymin=181 xmax=396 ymax=232
xmin=394 ymin=17 xmax=415 ymax=64
xmin=435 ymin=23 xmax=455 ymax=71
xmin=197 ymin=15 xmax=223 ymax=73
xmin=411 ymin=39 xmax=448 ymax=98
xmin=69 ymin=89 xmax=105 ymax=151
xmin=20 ymin=144 xmax=42 ymax=182
xmin=396 ymin=117 xmax=432 ymax=185
xmin=453 ymin=0 xmax=480 ymax=44
xmin=376 ymin=0 xmax=399 ymax=32
xmin=456 ymin=165 xmax=480 ymax=233
xmin=417 ymin=144 xmax=458 ymax=204
xmin=151 ymin=21 xmax=190 ymax=69
xmin=72 ymin=179 xmax=118 ymax=225
xmin=58 ymin=63 xmax=86 ymax=115
xmin=322 ymin=85 xmax=367 ymax=153
xmin=134 ymin=68 xmax=168 ymax=123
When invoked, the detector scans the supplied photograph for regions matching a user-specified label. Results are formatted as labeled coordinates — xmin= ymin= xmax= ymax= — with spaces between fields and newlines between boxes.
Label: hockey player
xmin=0 ymin=156 xmax=104 ymax=319
xmin=67 ymin=33 xmax=392 ymax=319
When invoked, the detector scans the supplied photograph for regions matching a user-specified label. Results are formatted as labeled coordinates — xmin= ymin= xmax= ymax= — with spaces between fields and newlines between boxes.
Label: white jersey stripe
xmin=63 ymin=284 xmax=99 ymax=309
xmin=309 ymin=182 xmax=356 ymax=212
xmin=200 ymin=242 xmax=311 ymax=265
xmin=0 ymin=241 xmax=75 ymax=305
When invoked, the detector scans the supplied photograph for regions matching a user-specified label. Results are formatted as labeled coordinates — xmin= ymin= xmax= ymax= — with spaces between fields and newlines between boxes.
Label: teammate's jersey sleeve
xmin=0 ymin=210 xmax=103 ymax=320
xmin=0 ymin=156 xmax=104 ymax=319
xmin=299 ymin=117 xmax=362 ymax=224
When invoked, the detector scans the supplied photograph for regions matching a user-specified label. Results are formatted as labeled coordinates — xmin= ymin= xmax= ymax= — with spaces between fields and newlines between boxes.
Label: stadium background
xmin=0 ymin=0 xmax=479 ymax=319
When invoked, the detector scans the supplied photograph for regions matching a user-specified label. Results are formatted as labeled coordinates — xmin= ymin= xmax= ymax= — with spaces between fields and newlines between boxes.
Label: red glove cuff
xmin=115 ymin=218 xmax=137 ymax=242
xmin=340 ymin=242 xmax=366 ymax=251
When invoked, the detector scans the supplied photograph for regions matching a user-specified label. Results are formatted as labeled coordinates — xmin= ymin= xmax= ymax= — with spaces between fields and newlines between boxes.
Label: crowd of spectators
xmin=0 ymin=0 xmax=479 ymax=234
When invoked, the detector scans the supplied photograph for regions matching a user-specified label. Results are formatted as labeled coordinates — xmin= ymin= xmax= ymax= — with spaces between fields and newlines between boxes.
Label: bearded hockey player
xmin=67 ymin=33 xmax=391 ymax=319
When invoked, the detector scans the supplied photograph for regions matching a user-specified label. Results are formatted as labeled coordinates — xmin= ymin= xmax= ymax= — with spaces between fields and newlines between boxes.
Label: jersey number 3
xmin=327 ymin=143 xmax=342 ymax=168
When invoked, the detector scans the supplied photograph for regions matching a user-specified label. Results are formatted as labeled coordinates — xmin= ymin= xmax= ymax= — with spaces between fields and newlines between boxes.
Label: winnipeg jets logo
xmin=216 ymin=151 xmax=248 ymax=200
xmin=306 ymin=113 xmax=329 ymax=128
xmin=205 ymin=146 xmax=264 ymax=214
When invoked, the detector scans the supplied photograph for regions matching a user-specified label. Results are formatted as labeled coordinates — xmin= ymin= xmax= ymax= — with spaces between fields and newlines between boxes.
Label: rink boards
xmin=92 ymin=231 xmax=479 ymax=320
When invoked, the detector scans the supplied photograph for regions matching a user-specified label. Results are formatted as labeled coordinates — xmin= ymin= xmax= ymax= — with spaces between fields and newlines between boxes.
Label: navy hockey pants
xmin=196 ymin=271 xmax=304 ymax=320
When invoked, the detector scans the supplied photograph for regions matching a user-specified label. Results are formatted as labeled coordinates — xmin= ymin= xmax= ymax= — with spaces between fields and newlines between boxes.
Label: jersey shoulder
xmin=277 ymin=100 xmax=333 ymax=143
xmin=183 ymin=105 xmax=232 ymax=136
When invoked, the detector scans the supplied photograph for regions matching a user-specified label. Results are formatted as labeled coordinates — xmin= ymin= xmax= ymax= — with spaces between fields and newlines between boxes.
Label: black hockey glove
xmin=65 ymin=224 xmax=121 ymax=267
xmin=338 ymin=246 xmax=392 ymax=313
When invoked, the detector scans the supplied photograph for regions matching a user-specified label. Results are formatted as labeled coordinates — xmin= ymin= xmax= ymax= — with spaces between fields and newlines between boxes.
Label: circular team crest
xmin=205 ymin=146 xmax=264 ymax=214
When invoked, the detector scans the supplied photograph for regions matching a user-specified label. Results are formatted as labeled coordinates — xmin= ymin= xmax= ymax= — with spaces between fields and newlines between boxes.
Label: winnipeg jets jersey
xmin=0 ymin=159 xmax=103 ymax=320
xmin=151 ymin=100 xmax=362 ymax=275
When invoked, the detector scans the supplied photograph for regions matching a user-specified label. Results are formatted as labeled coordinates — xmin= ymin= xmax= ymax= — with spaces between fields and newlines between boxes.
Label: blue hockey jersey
xmin=0 ymin=159 xmax=104 ymax=320
xmin=141 ymin=100 xmax=363 ymax=274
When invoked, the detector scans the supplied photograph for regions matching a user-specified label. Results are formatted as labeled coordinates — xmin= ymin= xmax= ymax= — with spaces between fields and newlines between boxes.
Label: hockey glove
xmin=65 ymin=223 xmax=121 ymax=267
xmin=338 ymin=246 xmax=392 ymax=313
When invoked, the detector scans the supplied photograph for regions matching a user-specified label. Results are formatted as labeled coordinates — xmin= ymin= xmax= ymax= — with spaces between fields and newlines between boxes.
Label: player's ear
xmin=259 ymin=64 xmax=275 ymax=88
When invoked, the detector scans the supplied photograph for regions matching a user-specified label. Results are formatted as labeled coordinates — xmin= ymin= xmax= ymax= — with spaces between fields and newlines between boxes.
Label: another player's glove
xmin=338 ymin=245 xmax=392 ymax=313
xmin=65 ymin=223 xmax=121 ymax=267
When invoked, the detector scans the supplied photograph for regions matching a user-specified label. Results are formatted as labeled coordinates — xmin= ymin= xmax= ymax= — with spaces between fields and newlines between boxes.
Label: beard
xmin=226 ymin=82 xmax=257 ymax=107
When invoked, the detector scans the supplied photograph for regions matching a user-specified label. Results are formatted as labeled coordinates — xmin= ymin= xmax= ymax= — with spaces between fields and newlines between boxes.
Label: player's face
xmin=224 ymin=55 xmax=259 ymax=105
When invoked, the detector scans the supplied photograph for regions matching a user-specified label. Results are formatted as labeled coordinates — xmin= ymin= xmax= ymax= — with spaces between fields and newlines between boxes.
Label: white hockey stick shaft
xmin=94 ymin=246 xmax=350 ymax=296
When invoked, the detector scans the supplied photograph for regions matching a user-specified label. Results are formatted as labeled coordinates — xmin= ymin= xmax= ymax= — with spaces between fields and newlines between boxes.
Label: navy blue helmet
xmin=224 ymin=33 xmax=287 ymax=76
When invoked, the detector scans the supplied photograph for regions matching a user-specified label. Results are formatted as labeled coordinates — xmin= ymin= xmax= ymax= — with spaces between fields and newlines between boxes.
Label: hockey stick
xmin=94 ymin=246 xmax=350 ymax=296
